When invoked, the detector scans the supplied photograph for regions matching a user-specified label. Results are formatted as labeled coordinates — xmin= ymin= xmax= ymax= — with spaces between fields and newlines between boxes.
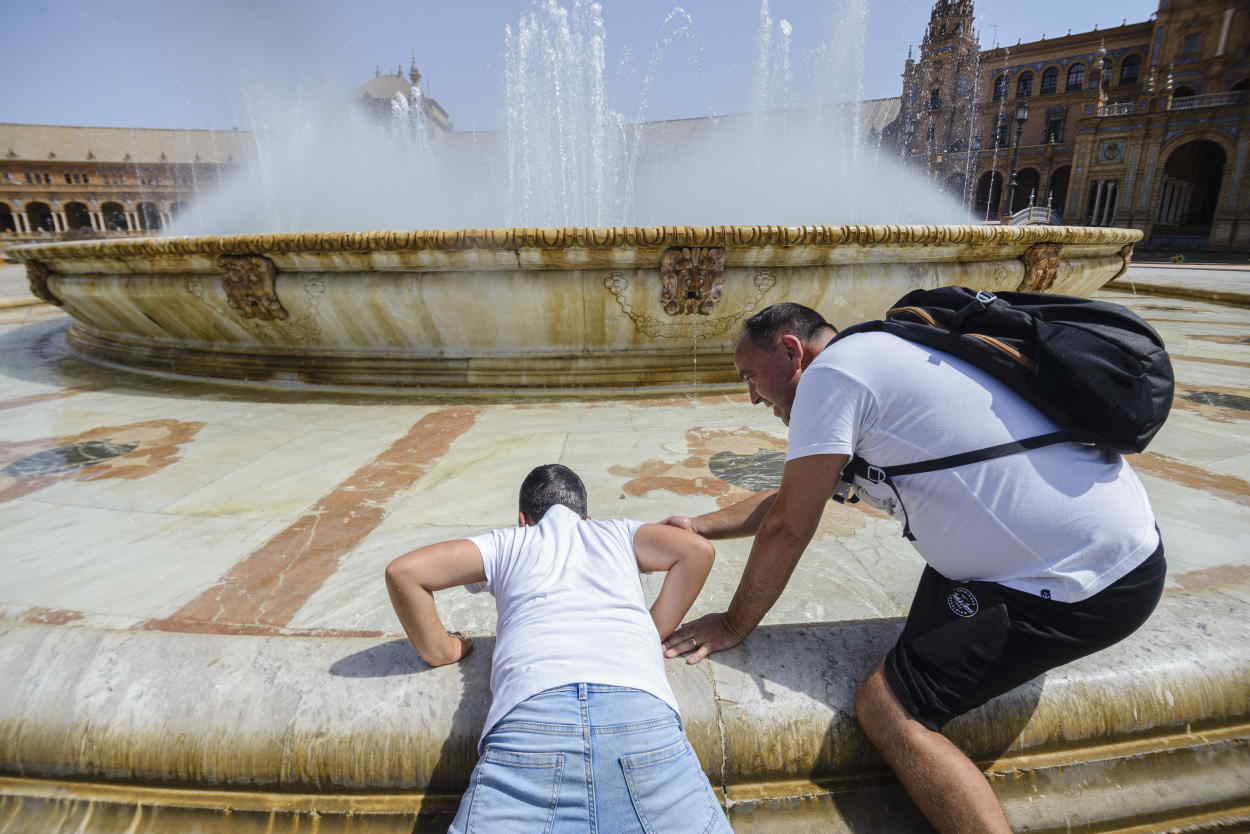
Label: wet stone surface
xmin=709 ymin=449 xmax=786 ymax=492
xmin=3 ymin=439 xmax=139 ymax=478
xmin=1182 ymin=390 xmax=1250 ymax=412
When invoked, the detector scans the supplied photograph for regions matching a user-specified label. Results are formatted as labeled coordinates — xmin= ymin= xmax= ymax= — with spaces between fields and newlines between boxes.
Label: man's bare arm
xmin=634 ymin=523 xmax=716 ymax=640
xmin=663 ymin=454 xmax=847 ymax=663
xmin=385 ymin=539 xmax=487 ymax=667
xmin=663 ymin=489 xmax=777 ymax=540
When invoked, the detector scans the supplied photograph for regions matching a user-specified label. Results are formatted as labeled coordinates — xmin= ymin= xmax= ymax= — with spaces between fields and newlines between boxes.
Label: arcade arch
xmin=1010 ymin=168 xmax=1041 ymax=213
xmin=65 ymin=202 xmax=92 ymax=231
xmin=0 ymin=203 xmax=15 ymax=233
xmin=101 ymin=202 xmax=127 ymax=231
xmin=137 ymin=202 xmax=162 ymax=231
xmin=25 ymin=202 xmax=54 ymax=233
xmin=1047 ymin=166 xmax=1071 ymax=218
xmin=974 ymin=171 xmax=1003 ymax=219
xmin=1156 ymin=139 xmax=1226 ymax=238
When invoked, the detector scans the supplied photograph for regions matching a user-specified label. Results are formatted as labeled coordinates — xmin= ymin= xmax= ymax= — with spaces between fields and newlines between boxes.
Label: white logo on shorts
xmin=946 ymin=587 xmax=979 ymax=618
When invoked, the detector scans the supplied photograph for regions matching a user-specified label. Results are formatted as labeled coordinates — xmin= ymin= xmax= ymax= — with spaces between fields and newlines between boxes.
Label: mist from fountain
xmin=172 ymin=0 xmax=969 ymax=237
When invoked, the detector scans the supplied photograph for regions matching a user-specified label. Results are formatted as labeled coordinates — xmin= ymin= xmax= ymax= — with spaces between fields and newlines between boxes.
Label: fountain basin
xmin=11 ymin=225 xmax=1140 ymax=394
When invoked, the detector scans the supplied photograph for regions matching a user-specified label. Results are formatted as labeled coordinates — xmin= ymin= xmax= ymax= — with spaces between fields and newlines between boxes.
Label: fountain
xmin=11 ymin=4 xmax=1244 ymax=834
xmin=10 ymin=1 xmax=1140 ymax=396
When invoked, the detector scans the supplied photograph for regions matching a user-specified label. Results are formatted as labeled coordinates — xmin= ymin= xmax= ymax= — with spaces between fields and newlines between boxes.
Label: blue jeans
xmin=449 ymin=683 xmax=731 ymax=834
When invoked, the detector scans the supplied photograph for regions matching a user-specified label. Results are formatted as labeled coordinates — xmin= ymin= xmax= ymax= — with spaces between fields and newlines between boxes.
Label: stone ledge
xmin=1108 ymin=279 xmax=1250 ymax=309
xmin=0 ymin=585 xmax=1246 ymax=831
xmin=7 ymin=224 xmax=1143 ymax=263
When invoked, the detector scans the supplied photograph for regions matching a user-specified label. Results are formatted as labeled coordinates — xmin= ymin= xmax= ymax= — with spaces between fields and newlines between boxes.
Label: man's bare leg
xmin=854 ymin=664 xmax=1012 ymax=834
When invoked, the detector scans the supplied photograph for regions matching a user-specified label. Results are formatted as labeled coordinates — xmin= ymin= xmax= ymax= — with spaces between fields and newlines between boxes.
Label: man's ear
xmin=518 ymin=511 xmax=531 ymax=527
xmin=780 ymin=333 xmax=804 ymax=369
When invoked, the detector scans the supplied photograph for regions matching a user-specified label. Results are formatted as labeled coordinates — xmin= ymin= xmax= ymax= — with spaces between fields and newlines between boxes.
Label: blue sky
xmin=4 ymin=0 xmax=1154 ymax=132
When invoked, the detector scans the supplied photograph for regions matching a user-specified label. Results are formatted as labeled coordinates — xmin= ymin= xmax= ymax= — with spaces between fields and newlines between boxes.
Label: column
xmin=90 ymin=212 xmax=103 ymax=232
xmin=125 ymin=212 xmax=138 ymax=232
xmin=1101 ymin=182 xmax=1118 ymax=226
xmin=53 ymin=212 xmax=67 ymax=233
xmin=1217 ymin=7 xmax=1234 ymax=56
xmin=14 ymin=210 xmax=29 ymax=234
xmin=1090 ymin=180 xmax=1106 ymax=226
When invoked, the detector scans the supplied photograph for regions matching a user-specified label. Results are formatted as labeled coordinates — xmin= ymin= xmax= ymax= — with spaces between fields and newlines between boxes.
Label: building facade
xmin=0 ymin=123 xmax=251 ymax=244
xmin=900 ymin=0 xmax=1250 ymax=248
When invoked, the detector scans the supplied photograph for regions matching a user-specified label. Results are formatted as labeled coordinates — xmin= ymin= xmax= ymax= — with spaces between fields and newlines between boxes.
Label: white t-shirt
xmin=787 ymin=331 xmax=1159 ymax=603
xmin=466 ymin=505 xmax=680 ymax=749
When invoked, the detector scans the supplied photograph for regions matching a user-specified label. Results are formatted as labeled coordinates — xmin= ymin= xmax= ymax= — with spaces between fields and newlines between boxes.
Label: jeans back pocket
xmin=465 ymin=746 xmax=565 ymax=834
xmin=621 ymin=737 xmax=724 ymax=834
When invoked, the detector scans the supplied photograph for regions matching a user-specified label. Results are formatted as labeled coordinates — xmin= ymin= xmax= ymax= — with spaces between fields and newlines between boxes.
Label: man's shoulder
xmin=823 ymin=330 xmax=911 ymax=362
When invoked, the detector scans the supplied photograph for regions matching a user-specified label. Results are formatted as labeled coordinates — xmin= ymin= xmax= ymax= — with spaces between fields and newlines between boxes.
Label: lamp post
xmin=1003 ymin=99 xmax=1030 ymax=220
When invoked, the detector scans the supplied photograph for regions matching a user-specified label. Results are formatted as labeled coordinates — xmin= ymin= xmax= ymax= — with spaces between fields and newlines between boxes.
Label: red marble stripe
xmin=143 ymin=407 xmax=479 ymax=633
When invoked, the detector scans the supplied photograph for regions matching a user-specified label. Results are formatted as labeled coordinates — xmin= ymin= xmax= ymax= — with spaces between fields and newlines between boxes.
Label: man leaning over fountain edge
xmin=659 ymin=302 xmax=1166 ymax=834
xmin=385 ymin=463 xmax=732 ymax=833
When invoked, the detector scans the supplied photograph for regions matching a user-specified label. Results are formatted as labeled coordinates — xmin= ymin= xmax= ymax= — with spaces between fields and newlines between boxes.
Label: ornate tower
xmin=900 ymin=0 xmax=981 ymax=188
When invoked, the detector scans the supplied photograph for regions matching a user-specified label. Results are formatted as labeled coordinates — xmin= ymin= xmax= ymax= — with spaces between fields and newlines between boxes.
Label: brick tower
xmin=900 ymin=0 xmax=981 ymax=194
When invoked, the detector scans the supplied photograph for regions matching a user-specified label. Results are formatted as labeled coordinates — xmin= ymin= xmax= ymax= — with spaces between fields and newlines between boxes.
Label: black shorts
xmin=883 ymin=538 xmax=1166 ymax=732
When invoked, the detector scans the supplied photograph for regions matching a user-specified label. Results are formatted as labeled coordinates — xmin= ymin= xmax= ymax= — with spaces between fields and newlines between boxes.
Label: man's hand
xmin=424 ymin=632 xmax=475 ymax=668
xmin=660 ymin=515 xmax=697 ymax=534
xmin=661 ymin=613 xmax=744 ymax=664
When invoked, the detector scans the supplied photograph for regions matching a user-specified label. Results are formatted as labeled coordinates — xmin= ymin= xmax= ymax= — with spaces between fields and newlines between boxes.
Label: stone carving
xmin=660 ymin=246 xmax=727 ymax=316
xmin=1018 ymin=242 xmax=1063 ymax=292
xmin=218 ymin=255 xmax=288 ymax=321
xmin=1111 ymin=243 xmax=1135 ymax=282
xmin=604 ymin=270 xmax=776 ymax=341
xmin=25 ymin=261 xmax=62 ymax=307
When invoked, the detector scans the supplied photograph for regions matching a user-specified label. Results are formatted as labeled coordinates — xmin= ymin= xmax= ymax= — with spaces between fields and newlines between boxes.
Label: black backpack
xmin=829 ymin=286 xmax=1174 ymax=540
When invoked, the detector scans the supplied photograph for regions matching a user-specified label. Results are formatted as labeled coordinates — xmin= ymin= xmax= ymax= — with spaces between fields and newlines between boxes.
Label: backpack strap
xmin=840 ymin=430 xmax=1076 ymax=541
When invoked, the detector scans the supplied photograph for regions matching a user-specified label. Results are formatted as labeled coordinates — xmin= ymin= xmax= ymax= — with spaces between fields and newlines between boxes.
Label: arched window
xmin=1041 ymin=67 xmax=1058 ymax=94
xmin=1066 ymin=63 xmax=1085 ymax=91
xmin=993 ymin=75 xmax=1007 ymax=101
xmin=1016 ymin=71 xmax=1034 ymax=98
xmin=1174 ymin=85 xmax=1197 ymax=98
xmin=1119 ymin=55 xmax=1141 ymax=85
xmin=930 ymin=88 xmax=942 ymax=109
xmin=1231 ymin=78 xmax=1249 ymax=92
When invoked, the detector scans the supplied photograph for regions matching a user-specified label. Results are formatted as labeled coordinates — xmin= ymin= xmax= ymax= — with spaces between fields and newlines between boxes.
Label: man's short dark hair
xmin=519 ymin=464 xmax=588 ymax=522
xmin=741 ymin=303 xmax=837 ymax=349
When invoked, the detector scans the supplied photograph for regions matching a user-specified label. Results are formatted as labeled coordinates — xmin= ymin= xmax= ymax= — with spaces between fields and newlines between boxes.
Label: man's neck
xmin=802 ymin=330 xmax=837 ymax=367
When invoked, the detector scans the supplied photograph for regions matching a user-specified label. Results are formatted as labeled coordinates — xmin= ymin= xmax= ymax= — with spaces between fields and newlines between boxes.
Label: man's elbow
xmin=385 ymin=556 xmax=422 ymax=590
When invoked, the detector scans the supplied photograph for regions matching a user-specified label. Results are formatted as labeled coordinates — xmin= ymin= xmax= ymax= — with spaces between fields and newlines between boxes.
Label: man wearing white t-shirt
xmin=385 ymin=463 xmax=732 ymax=834
xmin=660 ymin=302 xmax=1165 ymax=834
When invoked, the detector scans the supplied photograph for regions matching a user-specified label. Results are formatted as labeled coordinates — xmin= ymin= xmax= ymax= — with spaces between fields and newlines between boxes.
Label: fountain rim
xmin=8 ymin=224 xmax=1142 ymax=262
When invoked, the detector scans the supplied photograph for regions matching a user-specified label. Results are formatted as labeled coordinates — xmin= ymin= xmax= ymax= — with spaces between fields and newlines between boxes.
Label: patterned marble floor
xmin=1 ymin=275 xmax=1248 ymax=643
